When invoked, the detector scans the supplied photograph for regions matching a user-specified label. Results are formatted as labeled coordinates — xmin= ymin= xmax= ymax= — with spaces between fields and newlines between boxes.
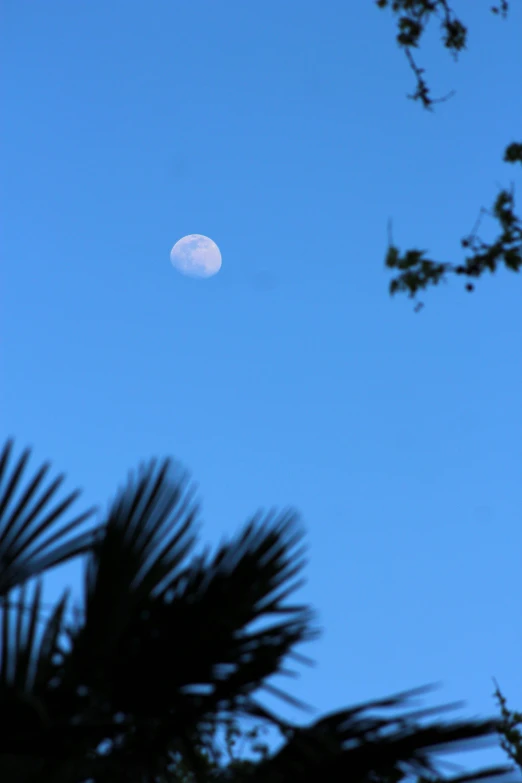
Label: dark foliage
xmin=377 ymin=1 xmax=520 ymax=306
xmin=0 ymin=440 xmax=517 ymax=782
xmin=493 ymin=680 xmax=522 ymax=773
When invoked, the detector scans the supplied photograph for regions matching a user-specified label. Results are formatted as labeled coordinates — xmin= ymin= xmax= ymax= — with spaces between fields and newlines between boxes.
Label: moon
xmin=170 ymin=234 xmax=222 ymax=278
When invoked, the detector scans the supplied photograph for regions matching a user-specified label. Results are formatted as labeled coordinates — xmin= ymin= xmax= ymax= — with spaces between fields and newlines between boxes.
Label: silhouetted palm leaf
xmin=64 ymin=458 xmax=199 ymax=684
xmin=0 ymin=439 xmax=99 ymax=596
xmin=241 ymin=686 xmax=515 ymax=783
xmin=0 ymin=581 xmax=69 ymax=779
xmin=0 ymin=582 xmax=67 ymax=700
xmin=139 ymin=507 xmax=316 ymax=713
xmin=39 ymin=457 xmax=316 ymax=779
xmin=104 ymin=509 xmax=316 ymax=778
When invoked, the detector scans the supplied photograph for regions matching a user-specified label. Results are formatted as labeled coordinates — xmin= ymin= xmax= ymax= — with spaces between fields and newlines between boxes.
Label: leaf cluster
xmin=377 ymin=1 xmax=520 ymax=307
xmin=385 ymin=144 xmax=521 ymax=303
xmin=375 ymin=0 xmax=509 ymax=109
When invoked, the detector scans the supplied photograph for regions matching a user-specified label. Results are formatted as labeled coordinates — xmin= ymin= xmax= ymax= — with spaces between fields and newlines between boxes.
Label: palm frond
xmin=105 ymin=508 xmax=316 ymax=719
xmin=93 ymin=510 xmax=317 ymax=782
xmin=0 ymin=581 xmax=68 ymax=751
xmin=185 ymin=509 xmax=317 ymax=709
xmin=72 ymin=457 xmax=198 ymax=656
xmin=46 ymin=455 xmax=200 ymax=754
xmin=45 ymin=463 xmax=316 ymax=779
xmin=243 ymin=686 xmax=516 ymax=783
xmin=0 ymin=582 xmax=131 ymax=779
xmin=0 ymin=438 xmax=99 ymax=596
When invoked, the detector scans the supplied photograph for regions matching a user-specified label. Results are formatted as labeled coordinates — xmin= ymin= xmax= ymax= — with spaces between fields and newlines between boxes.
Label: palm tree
xmin=0 ymin=438 xmax=516 ymax=782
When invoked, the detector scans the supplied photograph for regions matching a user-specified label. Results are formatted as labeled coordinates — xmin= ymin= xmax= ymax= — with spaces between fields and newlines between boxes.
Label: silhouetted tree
xmin=377 ymin=0 xmax=521 ymax=306
xmin=0 ymin=438 xmax=517 ymax=782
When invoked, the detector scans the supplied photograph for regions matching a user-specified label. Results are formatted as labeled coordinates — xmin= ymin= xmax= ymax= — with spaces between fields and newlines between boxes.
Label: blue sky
xmin=3 ymin=0 xmax=521 ymax=774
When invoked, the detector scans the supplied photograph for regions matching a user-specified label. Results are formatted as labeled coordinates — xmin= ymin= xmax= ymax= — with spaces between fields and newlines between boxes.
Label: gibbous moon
xmin=170 ymin=234 xmax=222 ymax=278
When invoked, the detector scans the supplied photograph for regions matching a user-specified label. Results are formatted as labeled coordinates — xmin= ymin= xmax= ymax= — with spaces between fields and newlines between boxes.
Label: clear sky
xmin=2 ymin=0 xmax=521 ymax=776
